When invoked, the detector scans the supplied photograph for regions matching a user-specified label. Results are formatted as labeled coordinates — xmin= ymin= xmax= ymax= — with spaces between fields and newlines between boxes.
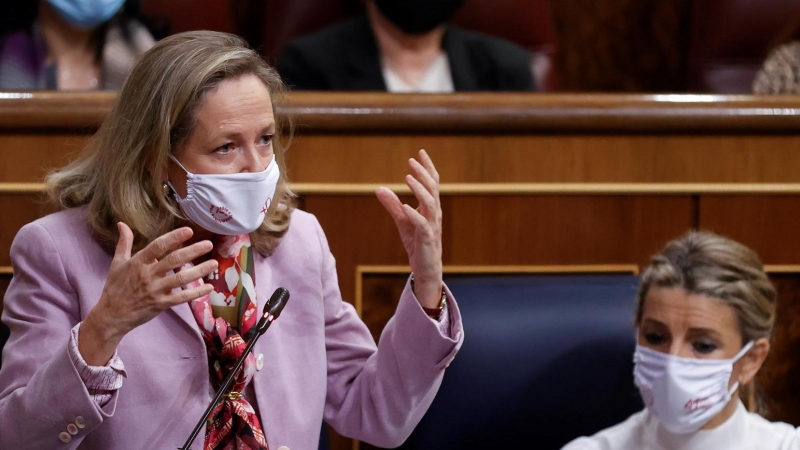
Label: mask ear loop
xmin=167 ymin=154 xmax=192 ymax=200
xmin=726 ymin=340 xmax=756 ymax=397
xmin=169 ymin=154 xmax=192 ymax=175
xmin=733 ymin=341 xmax=755 ymax=362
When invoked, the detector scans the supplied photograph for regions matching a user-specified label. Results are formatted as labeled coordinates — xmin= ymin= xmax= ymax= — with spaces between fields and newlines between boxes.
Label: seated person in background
xmin=563 ymin=231 xmax=799 ymax=450
xmin=753 ymin=21 xmax=800 ymax=94
xmin=277 ymin=0 xmax=535 ymax=92
xmin=0 ymin=0 xmax=154 ymax=90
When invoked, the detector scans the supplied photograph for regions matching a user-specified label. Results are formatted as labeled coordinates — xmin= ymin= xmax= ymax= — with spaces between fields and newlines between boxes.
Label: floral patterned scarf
xmin=181 ymin=234 xmax=268 ymax=450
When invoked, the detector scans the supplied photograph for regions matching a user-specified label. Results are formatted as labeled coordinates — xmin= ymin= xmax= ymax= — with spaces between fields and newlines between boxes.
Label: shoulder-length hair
xmin=45 ymin=30 xmax=296 ymax=255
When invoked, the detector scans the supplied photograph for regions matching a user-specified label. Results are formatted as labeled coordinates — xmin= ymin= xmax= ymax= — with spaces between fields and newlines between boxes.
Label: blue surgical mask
xmin=46 ymin=0 xmax=125 ymax=30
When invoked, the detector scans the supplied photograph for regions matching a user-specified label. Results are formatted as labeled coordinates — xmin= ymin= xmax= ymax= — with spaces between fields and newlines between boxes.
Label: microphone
xmin=179 ymin=287 xmax=290 ymax=450
xmin=245 ymin=287 xmax=290 ymax=341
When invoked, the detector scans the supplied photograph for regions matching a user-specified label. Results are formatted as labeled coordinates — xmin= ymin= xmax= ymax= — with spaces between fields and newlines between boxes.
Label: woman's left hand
xmin=377 ymin=149 xmax=443 ymax=309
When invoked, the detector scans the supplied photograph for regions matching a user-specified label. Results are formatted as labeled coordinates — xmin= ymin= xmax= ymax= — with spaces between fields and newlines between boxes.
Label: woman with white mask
xmin=562 ymin=231 xmax=799 ymax=450
xmin=0 ymin=31 xmax=463 ymax=449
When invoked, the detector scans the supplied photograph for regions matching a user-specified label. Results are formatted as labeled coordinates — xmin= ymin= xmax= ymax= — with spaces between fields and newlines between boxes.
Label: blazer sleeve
xmin=314 ymin=218 xmax=464 ymax=448
xmin=0 ymin=222 xmax=119 ymax=449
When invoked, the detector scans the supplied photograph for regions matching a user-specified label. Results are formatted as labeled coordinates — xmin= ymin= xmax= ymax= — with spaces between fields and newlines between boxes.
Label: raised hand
xmin=78 ymin=223 xmax=218 ymax=365
xmin=376 ymin=149 xmax=443 ymax=309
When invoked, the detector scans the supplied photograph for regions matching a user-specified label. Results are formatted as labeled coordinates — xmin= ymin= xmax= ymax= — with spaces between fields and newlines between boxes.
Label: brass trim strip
xmin=765 ymin=265 xmax=800 ymax=273
xmin=0 ymin=183 xmax=46 ymax=194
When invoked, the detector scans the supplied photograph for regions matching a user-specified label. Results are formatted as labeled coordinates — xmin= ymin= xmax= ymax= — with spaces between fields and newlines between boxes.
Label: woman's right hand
xmin=78 ymin=222 xmax=218 ymax=366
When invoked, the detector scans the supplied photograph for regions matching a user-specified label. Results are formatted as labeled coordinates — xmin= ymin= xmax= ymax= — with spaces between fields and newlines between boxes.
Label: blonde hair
xmin=45 ymin=31 xmax=295 ymax=254
xmin=636 ymin=231 xmax=777 ymax=344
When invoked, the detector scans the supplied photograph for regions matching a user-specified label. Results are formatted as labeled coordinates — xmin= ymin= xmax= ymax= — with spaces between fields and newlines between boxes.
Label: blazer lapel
xmin=344 ymin=16 xmax=387 ymax=91
xmin=168 ymin=302 xmax=202 ymax=336
xmin=253 ymin=253 xmax=273 ymax=320
xmin=444 ymin=26 xmax=480 ymax=91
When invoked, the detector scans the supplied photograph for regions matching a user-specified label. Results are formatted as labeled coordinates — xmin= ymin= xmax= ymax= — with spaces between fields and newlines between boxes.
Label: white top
xmin=381 ymin=52 xmax=455 ymax=93
xmin=562 ymin=402 xmax=800 ymax=450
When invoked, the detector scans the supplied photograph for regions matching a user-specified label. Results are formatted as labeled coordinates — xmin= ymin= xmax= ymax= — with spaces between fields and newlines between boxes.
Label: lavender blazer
xmin=0 ymin=207 xmax=463 ymax=449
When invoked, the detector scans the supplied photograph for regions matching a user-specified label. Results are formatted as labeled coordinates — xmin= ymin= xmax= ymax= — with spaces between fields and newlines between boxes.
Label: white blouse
xmin=382 ymin=52 xmax=455 ymax=93
xmin=562 ymin=401 xmax=800 ymax=450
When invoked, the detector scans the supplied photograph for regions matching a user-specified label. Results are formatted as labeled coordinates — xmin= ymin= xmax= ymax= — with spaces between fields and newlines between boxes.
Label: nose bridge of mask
xmin=659 ymin=340 xmax=754 ymax=366
xmin=659 ymin=340 xmax=755 ymax=395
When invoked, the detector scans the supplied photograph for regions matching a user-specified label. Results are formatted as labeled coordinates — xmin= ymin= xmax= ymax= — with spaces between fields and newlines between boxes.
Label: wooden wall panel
xmin=287 ymin=135 xmax=800 ymax=184
xmin=11 ymin=133 xmax=800 ymax=185
xmin=0 ymin=135 xmax=88 ymax=182
xmin=699 ymin=196 xmax=800 ymax=264
xmin=444 ymin=195 xmax=692 ymax=267
xmin=760 ymin=274 xmax=800 ymax=425
xmin=304 ymin=195 xmax=694 ymax=305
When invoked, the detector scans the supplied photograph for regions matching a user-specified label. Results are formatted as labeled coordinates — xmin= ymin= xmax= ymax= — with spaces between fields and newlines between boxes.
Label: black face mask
xmin=373 ymin=0 xmax=466 ymax=35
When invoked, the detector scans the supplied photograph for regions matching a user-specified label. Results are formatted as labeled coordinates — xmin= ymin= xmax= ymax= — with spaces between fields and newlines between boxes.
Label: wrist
xmin=79 ymin=308 xmax=124 ymax=366
xmin=410 ymin=274 xmax=446 ymax=313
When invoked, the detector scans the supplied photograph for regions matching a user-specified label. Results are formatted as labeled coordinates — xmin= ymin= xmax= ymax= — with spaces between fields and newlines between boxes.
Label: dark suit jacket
xmin=277 ymin=16 xmax=535 ymax=91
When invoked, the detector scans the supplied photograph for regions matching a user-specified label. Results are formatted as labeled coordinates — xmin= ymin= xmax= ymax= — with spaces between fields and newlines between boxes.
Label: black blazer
xmin=277 ymin=16 xmax=535 ymax=91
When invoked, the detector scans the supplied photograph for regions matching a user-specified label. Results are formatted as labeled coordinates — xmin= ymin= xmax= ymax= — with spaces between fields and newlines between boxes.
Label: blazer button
xmin=277 ymin=446 xmax=289 ymax=450
xmin=59 ymin=432 xmax=72 ymax=443
xmin=67 ymin=423 xmax=79 ymax=435
xmin=256 ymin=353 xmax=264 ymax=371
xmin=75 ymin=416 xmax=86 ymax=428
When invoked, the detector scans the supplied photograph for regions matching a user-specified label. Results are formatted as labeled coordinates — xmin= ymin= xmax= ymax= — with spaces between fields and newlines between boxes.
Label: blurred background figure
xmin=753 ymin=20 xmax=800 ymax=94
xmin=0 ymin=0 xmax=155 ymax=90
xmin=276 ymin=0 xmax=536 ymax=92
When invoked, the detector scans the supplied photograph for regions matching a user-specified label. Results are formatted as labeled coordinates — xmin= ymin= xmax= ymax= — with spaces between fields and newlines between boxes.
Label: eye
xmin=258 ymin=135 xmax=274 ymax=146
xmin=644 ymin=333 xmax=667 ymax=346
xmin=692 ymin=340 xmax=718 ymax=354
xmin=215 ymin=142 xmax=236 ymax=154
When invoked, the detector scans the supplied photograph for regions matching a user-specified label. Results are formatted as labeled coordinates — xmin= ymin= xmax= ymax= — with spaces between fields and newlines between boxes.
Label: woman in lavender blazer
xmin=0 ymin=31 xmax=463 ymax=450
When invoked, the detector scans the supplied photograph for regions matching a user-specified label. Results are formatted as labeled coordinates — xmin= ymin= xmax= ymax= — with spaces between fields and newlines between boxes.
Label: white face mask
xmin=633 ymin=340 xmax=754 ymax=434
xmin=168 ymin=155 xmax=280 ymax=236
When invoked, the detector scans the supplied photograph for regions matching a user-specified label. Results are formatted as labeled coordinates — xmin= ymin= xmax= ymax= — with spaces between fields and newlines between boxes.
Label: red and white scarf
xmin=181 ymin=234 xmax=268 ymax=450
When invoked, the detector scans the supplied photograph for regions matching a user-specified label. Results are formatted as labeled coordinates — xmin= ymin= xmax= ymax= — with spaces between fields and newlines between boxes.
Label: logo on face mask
xmin=685 ymin=392 xmax=723 ymax=411
xmin=209 ymin=205 xmax=233 ymax=223
xmin=261 ymin=198 xmax=272 ymax=215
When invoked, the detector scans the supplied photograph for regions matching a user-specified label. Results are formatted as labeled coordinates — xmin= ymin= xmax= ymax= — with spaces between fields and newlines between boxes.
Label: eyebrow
xmin=209 ymin=123 xmax=276 ymax=141
xmin=642 ymin=318 xmax=667 ymax=327
xmin=642 ymin=319 xmax=723 ymax=338
xmin=687 ymin=327 xmax=723 ymax=338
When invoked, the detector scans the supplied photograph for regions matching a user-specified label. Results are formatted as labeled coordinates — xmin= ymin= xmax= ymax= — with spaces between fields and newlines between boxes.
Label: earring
xmin=162 ymin=183 xmax=170 ymax=197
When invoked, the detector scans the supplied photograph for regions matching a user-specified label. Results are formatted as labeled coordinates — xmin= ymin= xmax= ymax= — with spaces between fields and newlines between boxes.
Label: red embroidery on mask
xmin=209 ymin=205 xmax=233 ymax=223
xmin=685 ymin=394 xmax=719 ymax=411
xmin=261 ymin=197 xmax=272 ymax=215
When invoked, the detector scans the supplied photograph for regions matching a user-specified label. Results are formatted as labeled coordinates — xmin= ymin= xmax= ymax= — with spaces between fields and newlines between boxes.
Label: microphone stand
xmin=179 ymin=288 xmax=290 ymax=450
